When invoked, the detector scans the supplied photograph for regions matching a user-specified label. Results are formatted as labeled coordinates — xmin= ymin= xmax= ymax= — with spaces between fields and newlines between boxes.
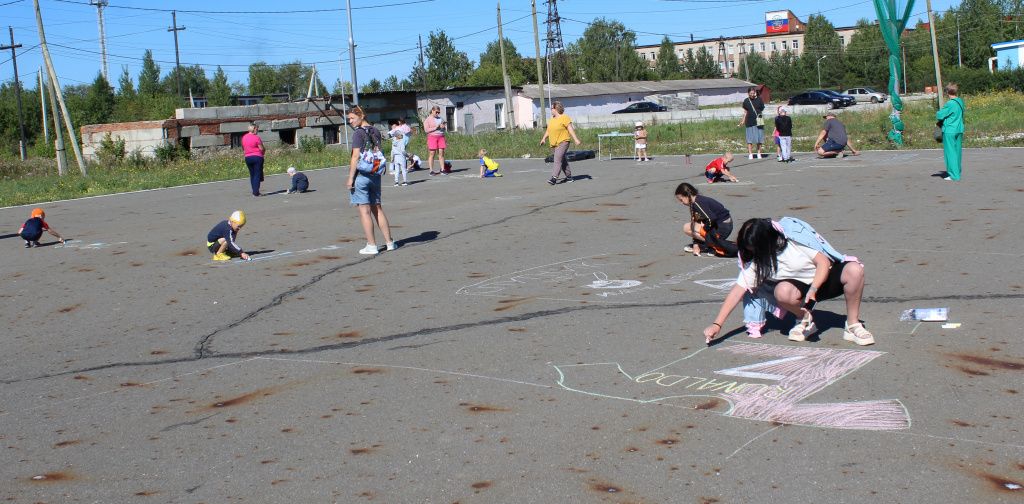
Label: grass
xmin=2 ymin=90 xmax=1022 ymax=207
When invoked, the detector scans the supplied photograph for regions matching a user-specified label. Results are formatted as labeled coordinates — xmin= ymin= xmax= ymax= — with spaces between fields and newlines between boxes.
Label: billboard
xmin=766 ymin=10 xmax=789 ymax=34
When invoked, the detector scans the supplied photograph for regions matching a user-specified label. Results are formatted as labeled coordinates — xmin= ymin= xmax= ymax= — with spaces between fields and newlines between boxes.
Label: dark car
xmin=817 ymin=89 xmax=857 ymax=106
xmin=611 ymin=102 xmax=667 ymax=114
xmin=788 ymin=91 xmax=845 ymax=109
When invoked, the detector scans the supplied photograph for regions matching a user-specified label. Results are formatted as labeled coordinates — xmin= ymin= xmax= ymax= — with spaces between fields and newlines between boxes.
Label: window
xmin=782 ymin=40 xmax=788 ymax=50
xmin=792 ymin=39 xmax=799 ymax=49
xmin=322 ymin=126 xmax=339 ymax=145
xmin=229 ymin=132 xmax=245 ymax=148
xmin=760 ymin=42 xmax=766 ymax=52
xmin=839 ymin=36 xmax=845 ymax=46
xmin=651 ymin=52 xmax=656 ymax=60
xmin=771 ymin=41 xmax=777 ymax=52
xmin=727 ymin=44 xmax=733 ymax=55
xmin=445 ymin=106 xmax=456 ymax=131
xmin=494 ymin=102 xmax=506 ymax=129
xmin=641 ymin=53 xmax=647 ymax=60
xmin=749 ymin=44 xmax=755 ymax=54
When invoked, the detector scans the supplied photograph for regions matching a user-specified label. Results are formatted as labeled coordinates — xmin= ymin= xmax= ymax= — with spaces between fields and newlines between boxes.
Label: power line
xmin=50 ymin=0 xmax=437 ymax=14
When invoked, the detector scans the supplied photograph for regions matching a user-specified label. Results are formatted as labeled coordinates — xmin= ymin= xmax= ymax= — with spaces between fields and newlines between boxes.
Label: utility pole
xmin=531 ymin=0 xmax=546 ymax=127
xmin=90 ymin=0 xmax=109 ymax=80
xmin=39 ymin=68 xmax=49 ymax=143
xmin=901 ymin=42 xmax=908 ymax=95
xmin=418 ymin=34 xmax=426 ymax=91
xmin=46 ymin=71 xmax=67 ymax=175
xmin=345 ymin=0 xmax=359 ymax=104
xmin=168 ymin=10 xmax=185 ymax=101
xmin=496 ymin=1 xmax=514 ymax=130
xmin=716 ymin=37 xmax=728 ymax=77
xmin=2 ymin=26 xmax=27 ymax=160
xmin=34 ymin=0 xmax=86 ymax=175
xmin=926 ymin=0 xmax=944 ymax=107
xmin=955 ymin=12 xmax=962 ymax=68
xmin=740 ymin=40 xmax=750 ymax=81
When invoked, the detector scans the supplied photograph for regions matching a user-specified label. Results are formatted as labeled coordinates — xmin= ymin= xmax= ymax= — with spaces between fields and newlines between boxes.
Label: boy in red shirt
xmin=18 ymin=208 xmax=66 ymax=248
xmin=705 ymin=152 xmax=738 ymax=183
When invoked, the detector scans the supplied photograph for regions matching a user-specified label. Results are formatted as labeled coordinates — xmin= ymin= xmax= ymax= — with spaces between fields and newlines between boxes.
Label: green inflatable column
xmin=873 ymin=0 xmax=915 ymax=146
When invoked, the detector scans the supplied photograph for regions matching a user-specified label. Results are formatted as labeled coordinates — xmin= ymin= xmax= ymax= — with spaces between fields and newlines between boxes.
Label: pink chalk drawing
xmin=552 ymin=342 xmax=910 ymax=431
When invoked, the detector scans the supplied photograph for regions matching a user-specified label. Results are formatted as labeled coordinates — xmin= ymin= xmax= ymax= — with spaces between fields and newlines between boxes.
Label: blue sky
xmin=0 ymin=0 xmax=955 ymax=91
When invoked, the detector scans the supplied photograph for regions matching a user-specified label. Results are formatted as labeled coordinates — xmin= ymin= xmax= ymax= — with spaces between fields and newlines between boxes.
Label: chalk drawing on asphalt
xmin=209 ymin=244 xmax=347 ymax=267
xmin=553 ymin=342 xmax=910 ymax=431
xmin=458 ymin=255 xmax=734 ymax=304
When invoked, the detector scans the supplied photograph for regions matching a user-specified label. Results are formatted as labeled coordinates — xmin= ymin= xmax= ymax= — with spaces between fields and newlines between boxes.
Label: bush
xmin=299 ymin=136 xmax=325 ymax=153
xmin=153 ymin=142 xmax=190 ymax=163
xmin=126 ymin=147 xmax=149 ymax=168
xmin=29 ymin=140 xmax=55 ymax=159
xmin=96 ymin=132 xmax=126 ymax=167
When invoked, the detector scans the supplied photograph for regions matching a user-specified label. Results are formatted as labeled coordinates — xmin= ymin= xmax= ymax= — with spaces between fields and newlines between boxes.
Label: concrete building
xmin=635 ymin=10 xmax=858 ymax=77
xmin=417 ymin=86 xmax=534 ymax=134
xmin=519 ymin=78 xmax=753 ymax=128
xmin=81 ymin=94 xmax=419 ymax=160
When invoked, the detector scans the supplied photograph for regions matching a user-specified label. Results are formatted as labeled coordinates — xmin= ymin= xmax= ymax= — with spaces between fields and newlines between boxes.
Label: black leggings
xmin=702 ymin=219 xmax=737 ymax=257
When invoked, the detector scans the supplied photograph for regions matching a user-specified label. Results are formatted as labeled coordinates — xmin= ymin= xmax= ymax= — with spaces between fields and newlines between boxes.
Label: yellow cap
xmin=229 ymin=210 xmax=246 ymax=226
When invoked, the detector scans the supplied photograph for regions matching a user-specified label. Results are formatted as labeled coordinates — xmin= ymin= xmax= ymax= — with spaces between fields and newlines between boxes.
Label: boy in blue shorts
xmin=18 ymin=208 xmax=66 ymax=248
xmin=207 ymin=210 xmax=250 ymax=261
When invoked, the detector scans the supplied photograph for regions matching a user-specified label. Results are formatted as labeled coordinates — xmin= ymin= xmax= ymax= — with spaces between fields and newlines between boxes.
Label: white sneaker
xmin=386 ymin=241 xmax=397 ymax=251
xmin=837 ymin=151 xmax=845 ymax=159
xmin=358 ymin=244 xmax=378 ymax=255
xmin=748 ymin=153 xmax=755 ymax=160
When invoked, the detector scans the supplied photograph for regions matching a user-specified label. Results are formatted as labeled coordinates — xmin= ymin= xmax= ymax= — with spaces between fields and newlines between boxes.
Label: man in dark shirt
xmin=814 ymin=112 xmax=860 ymax=158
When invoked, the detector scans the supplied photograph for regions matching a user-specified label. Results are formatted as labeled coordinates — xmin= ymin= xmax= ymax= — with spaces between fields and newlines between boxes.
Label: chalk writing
xmin=60 ymin=240 xmax=128 ymax=250
xmin=553 ymin=342 xmax=909 ymax=431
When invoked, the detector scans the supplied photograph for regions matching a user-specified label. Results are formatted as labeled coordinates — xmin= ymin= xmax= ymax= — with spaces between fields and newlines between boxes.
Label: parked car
xmin=611 ymin=102 xmax=667 ymax=114
xmin=844 ymin=86 xmax=888 ymax=103
xmin=788 ymin=91 xmax=845 ymax=109
xmin=817 ymin=89 xmax=857 ymax=106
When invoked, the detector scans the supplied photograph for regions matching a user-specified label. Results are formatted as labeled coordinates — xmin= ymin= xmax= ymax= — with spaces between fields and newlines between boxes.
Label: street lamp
xmin=817 ymin=55 xmax=828 ymax=88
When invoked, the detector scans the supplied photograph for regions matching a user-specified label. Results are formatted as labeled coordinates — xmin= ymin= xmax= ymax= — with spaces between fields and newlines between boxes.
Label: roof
xmin=992 ymin=39 xmax=1024 ymax=50
xmin=520 ymin=78 xmax=754 ymax=99
xmin=419 ymin=85 xmax=524 ymax=94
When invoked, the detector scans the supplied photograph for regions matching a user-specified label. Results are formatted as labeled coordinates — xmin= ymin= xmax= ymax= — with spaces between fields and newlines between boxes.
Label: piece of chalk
xmin=941 ymin=323 xmax=961 ymax=329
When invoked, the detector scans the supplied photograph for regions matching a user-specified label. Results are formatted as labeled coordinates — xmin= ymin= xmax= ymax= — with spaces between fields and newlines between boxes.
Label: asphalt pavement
xmin=1 ymin=147 xmax=1022 ymax=503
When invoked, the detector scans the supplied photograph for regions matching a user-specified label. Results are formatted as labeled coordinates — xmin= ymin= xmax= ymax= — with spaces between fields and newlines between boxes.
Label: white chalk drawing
xmin=553 ymin=342 xmax=910 ymax=431
xmin=693 ymin=278 xmax=737 ymax=292
xmin=210 ymin=244 xmax=346 ymax=267
xmin=696 ymin=180 xmax=755 ymax=187
xmin=60 ymin=240 xmax=128 ymax=250
xmin=583 ymin=272 xmax=642 ymax=290
xmin=457 ymin=255 xmax=733 ymax=304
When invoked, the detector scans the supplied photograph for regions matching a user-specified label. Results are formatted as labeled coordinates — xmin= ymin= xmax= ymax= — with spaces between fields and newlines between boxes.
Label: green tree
xmin=332 ymin=79 xmax=354 ymax=94
xmin=466 ymin=64 xmax=505 ymax=86
xmin=382 ymin=75 xmax=401 ymax=91
xmin=138 ymin=49 xmax=161 ymax=96
xmin=424 ymin=30 xmax=474 ymax=88
xmin=360 ymin=78 xmax=383 ymax=93
xmin=476 ymin=37 xmax=527 ymax=85
xmin=162 ymin=64 xmax=209 ymax=99
xmin=248 ymin=62 xmax=279 ymax=95
xmin=0 ymin=83 xmax=42 ymax=154
xmin=764 ymin=50 xmax=806 ymax=92
xmin=117 ymin=65 xmax=135 ymax=97
xmin=743 ymin=50 xmax=771 ymax=85
xmin=81 ymin=73 xmax=116 ymax=125
xmin=207 ymin=66 xmax=232 ymax=106
xmin=686 ymin=46 xmax=723 ymax=79
xmin=843 ymin=19 xmax=888 ymax=89
xmin=654 ymin=36 xmax=682 ymax=79
xmin=801 ymin=14 xmax=844 ymax=87
xmin=574 ymin=18 xmax=649 ymax=82
xmin=950 ymin=0 xmax=1005 ymax=68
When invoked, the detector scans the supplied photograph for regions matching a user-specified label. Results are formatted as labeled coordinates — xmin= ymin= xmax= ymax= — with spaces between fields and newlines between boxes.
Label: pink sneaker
xmin=745 ymin=322 xmax=764 ymax=339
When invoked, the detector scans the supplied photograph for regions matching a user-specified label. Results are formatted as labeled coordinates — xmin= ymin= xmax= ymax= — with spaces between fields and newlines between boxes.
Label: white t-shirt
xmin=737 ymin=241 xmax=821 ymax=290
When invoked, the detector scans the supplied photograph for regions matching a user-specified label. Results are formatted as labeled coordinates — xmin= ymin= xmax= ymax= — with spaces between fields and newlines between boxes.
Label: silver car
xmin=844 ymin=87 xmax=888 ymax=103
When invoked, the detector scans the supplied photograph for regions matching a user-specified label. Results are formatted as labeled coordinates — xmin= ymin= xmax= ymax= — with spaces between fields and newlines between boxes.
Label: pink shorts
xmin=427 ymin=135 xmax=447 ymax=151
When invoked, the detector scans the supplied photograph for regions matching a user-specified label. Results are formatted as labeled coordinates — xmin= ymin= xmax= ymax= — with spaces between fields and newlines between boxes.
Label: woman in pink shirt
xmin=423 ymin=105 xmax=447 ymax=175
xmin=242 ymin=123 xmax=266 ymax=196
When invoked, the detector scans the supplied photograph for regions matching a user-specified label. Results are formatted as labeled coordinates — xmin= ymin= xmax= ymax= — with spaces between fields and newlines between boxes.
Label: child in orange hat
xmin=18 ymin=208 xmax=66 ymax=248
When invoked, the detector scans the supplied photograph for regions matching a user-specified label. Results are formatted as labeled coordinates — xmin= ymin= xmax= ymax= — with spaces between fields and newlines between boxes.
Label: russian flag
xmin=766 ymin=11 xmax=789 ymax=33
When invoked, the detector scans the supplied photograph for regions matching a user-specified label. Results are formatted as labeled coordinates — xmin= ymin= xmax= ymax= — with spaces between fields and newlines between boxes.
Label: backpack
xmin=356 ymin=127 xmax=387 ymax=176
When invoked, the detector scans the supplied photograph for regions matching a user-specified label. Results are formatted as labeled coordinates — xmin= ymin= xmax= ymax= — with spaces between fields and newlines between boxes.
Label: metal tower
xmin=90 ymin=0 xmax=108 ymax=80
xmin=544 ymin=0 xmax=564 ymax=87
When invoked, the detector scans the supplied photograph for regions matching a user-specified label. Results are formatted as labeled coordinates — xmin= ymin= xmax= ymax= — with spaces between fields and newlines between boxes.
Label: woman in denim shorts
xmin=346 ymin=105 xmax=396 ymax=255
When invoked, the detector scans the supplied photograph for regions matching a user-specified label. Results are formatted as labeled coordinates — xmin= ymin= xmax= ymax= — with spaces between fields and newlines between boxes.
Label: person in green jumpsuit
xmin=936 ymin=83 xmax=965 ymax=181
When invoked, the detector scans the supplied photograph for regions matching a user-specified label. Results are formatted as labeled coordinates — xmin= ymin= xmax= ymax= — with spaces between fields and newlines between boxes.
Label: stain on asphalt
xmin=460 ymin=402 xmax=509 ymax=413
xmin=28 ymin=471 xmax=75 ymax=482
xmin=351 ymin=368 xmax=384 ymax=375
xmin=695 ymin=399 xmax=721 ymax=410
xmin=57 ymin=303 xmax=82 ymax=314
xmin=53 ymin=439 xmax=81 ymax=448
xmin=948 ymin=353 xmax=1023 ymax=371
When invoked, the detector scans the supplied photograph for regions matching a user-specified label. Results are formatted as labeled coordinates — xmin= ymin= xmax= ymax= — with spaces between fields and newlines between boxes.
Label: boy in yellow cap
xmin=207 ymin=210 xmax=250 ymax=261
